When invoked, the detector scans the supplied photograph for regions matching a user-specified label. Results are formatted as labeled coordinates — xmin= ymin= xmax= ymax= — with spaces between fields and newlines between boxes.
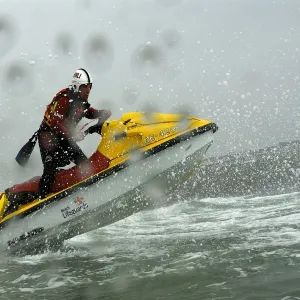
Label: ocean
xmin=1 ymin=140 xmax=300 ymax=299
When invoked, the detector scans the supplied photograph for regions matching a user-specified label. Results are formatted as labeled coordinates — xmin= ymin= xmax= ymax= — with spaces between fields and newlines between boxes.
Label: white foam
xmin=89 ymin=192 xmax=300 ymax=258
xmin=206 ymin=281 xmax=227 ymax=288
xmin=233 ymin=268 xmax=248 ymax=278
xmin=17 ymin=276 xmax=80 ymax=293
xmin=6 ymin=192 xmax=300 ymax=284
xmin=12 ymin=248 xmax=90 ymax=265
xmin=12 ymin=273 xmax=42 ymax=283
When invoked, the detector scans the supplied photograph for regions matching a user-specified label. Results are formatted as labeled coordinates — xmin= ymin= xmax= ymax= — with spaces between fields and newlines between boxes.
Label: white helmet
xmin=71 ymin=68 xmax=93 ymax=92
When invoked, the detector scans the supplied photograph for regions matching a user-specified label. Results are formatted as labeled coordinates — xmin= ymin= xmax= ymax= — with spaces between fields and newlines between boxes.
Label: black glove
xmin=84 ymin=119 xmax=105 ymax=135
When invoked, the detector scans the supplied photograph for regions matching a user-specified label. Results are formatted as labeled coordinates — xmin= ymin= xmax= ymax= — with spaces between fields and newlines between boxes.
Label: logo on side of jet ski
xmin=61 ymin=197 xmax=88 ymax=219
xmin=144 ymin=126 xmax=179 ymax=144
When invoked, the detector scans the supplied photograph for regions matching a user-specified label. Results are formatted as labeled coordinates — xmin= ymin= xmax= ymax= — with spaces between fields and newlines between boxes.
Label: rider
xmin=38 ymin=68 xmax=111 ymax=199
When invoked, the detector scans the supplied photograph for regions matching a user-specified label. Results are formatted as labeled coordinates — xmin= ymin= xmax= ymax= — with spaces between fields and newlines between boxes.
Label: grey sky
xmin=0 ymin=0 xmax=300 ymax=181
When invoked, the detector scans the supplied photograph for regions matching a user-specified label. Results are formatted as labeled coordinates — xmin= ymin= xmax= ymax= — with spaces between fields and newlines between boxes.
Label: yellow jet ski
xmin=0 ymin=111 xmax=217 ymax=253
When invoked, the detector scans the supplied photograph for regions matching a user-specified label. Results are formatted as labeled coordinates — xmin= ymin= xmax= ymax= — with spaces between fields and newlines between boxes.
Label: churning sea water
xmin=1 ymin=141 xmax=300 ymax=300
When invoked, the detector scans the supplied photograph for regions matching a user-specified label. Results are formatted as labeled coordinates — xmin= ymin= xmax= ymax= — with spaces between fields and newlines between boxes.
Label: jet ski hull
xmin=0 ymin=128 xmax=215 ymax=254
